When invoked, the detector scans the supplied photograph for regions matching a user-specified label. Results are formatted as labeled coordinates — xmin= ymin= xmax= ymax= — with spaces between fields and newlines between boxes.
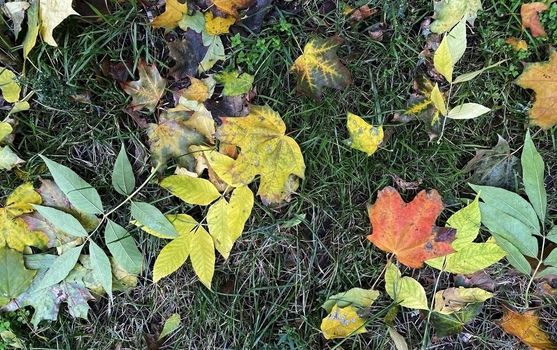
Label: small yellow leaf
xmin=506 ymin=37 xmax=528 ymax=52
xmin=153 ymin=231 xmax=191 ymax=282
xmin=180 ymin=77 xmax=213 ymax=103
xmin=320 ymin=305 xmax=367 ymax=340
xmin=204 ymin=12 xmax=236 ymax=36
xmin=160 ymin=175 xmax=221 ymax=206
xmin=434 ymin=36 xmax=454 ymax=83
xmin=5 ymin=182 xmax=42 ymax=217
xmin=189 ymin=225 xmax=215 ymax=289
xmin=0 ymin=68 xmax=21 ymax=103
xmin=346 ymin=113 xmax=384 ymax=156
xmin=430 ymin=84 xmax=447 ymax=116
xmin=152 ymin=0 xmax=188 ymax=30
xmin=0 ymin=122 xmax=12 ymax=142
xmin=433 ymin=287 xmax=493 ymax=314
xmin=228 ymin=185 xmax=253 ymax=241
xmin=39 ymin=0 xmax=79 ymax=46
xmin=384 ymin=263 xmax=428 ymax=310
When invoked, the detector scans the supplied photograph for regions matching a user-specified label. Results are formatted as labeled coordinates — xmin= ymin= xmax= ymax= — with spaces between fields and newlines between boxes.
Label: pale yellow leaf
xmin=189 ymin=225 xmax=215 ymax=289
xmin=433 ymin=287 xmax=493 ymax=314
xmin=160 ymin=175 xmax=221 ymax=206
xmin=207 ymin=198 xmax=233 ymax=259
xmin=346 ymin=113 xmax=384 ymax=156
xmin=0 ymin=68 xmax=20 ymax=103
xmin=39 ymin=0 xmax=79 ymax=46
xmin=228 ymin=185 xmax=253 ymax=241
xmin=384 ymin=263 xmax=428 ymax=310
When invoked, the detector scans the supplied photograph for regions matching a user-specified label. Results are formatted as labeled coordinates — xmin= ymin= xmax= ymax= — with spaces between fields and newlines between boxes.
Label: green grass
xmin=2 ymin=0 xmax=557 ymax=348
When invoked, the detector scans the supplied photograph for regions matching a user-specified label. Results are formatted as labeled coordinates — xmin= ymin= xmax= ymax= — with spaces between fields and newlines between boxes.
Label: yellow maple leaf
xmin=121 ymin=60 xmax=167 ymax=112
xmin=516 ymin=52 xmax=557 ymax=129
xmin=39 ymin=0 xmax=79 ymax=46
xmin=500 ymin=306 xmax=557 ymax=350
xmin=213 ymin=105 xmax=305 ymax=205
xmin=204 ymin=12 xmax=236 ymax=36
xmin=152 ymin=0 xmax=188 ymax=30
xmin=0 ymin=183 xmax=49 ymax=252
xmin=346 ymin=113 xmax=383 ymax=156
xmin=320 ymin=305 xmax=367 ymax=340
xmin=291 ymin=37 xmax=352 ymax=99
xmin=211 ymin=0 xmax=254 ymax=18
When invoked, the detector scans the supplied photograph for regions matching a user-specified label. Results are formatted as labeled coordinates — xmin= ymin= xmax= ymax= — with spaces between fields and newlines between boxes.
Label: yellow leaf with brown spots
xmin=516 ymin=52 xmax=557 ymax=129
xmin=291 ymin=37 xmax=352 ymax=99
xmin=214 ymin=105 xmax=305 ymax=205
xmin=152 ymin=0 xmax=188 ymax=30
xmin=211 ymin=0 xmax=254 ymax=18
xmin=500 ymin=306 xmax=557 ymax=350
xmin=321 ymin=305 xmax=367 ymax=339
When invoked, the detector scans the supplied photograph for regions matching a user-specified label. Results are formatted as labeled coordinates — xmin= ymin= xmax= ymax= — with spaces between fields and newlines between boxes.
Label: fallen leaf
xmin=388 ymin=327 xmax=409 ymax=350
xmin=39 ymin=0 xmax=79 ymax=46
xmin=211 ymin=0 xmax=254 ymax=18
xmin=430 ymin=0 xmax=482 ymax=33
xmin=346 ymin=113 xmax=384 ymax=156
xmin=500 ymin=306 xmax=557 ymax=350
xmin=152 ymin=0 xmax=188 ymax=30
xmin=322 ymin=288 xmax=380 ymax=312
xmin=367 ymin=187 xmax=455 ymax=268
xmin=177 ymin=77 xmax=214 ymax=103
xmin=214 ymin=71 xmax=254 ymax=96
xmin=213 ymin=105 xmax=305 ymax=204
xmin=3 ymin=1 xmax=30 ymax=38
xmin=121 ymin=60 xmax=166 ymax=112
xmin=291 ymin=37 xmax=352 ymax=99
xmin=199 ymin=32 xmax=225 ymax=72
xmin=384 ymin=263 xmax=428 ymax=310
xmin=462 ymin=135 xmax=520 ymax=190
xmin=204 ymin=11 xmax=236 ymax=35
xmin=521 ymin=2 xmax=548 ymax=38
xmin=0 ymin=68 xmax=21 ymax=103
xmin=431 ymin=302 xmax=484 ymax=337
xmin=205 ymin=95 xmax=249 ymax=118
xmin=147 ymin=111 xmax=213 ymax=171
xmin=506 ymin=37 xmax=529 ymax=51
xmin=320 ymin=305 xmax=367 ymax=340
xmin=349 ymin=5 xmax=378 ymax=23
xmin=433 ymin=287 xmax=493 ymax=314
xmin=516 ymin=51 xmax=557 ymax=129
xmin=168 ymin=31 xmax=208 ymax=80
xmin=0 ymin=247 xmax=36 ymax=307
xmin=159 ymin=313 xmax=181 ymax=340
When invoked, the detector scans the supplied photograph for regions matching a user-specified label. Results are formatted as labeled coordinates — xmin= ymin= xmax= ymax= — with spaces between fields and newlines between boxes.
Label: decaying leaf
xmin=2 ymin=1 xmax=30 ymax=38
xmin=462 ymin=135 xmax=520 ymax=190
xmin=0 ymin=247 xmax=36 ymax=307
xmin=204 ymin=11 xmax=236 ymax=35
xmin=367 ymin=187 xmax=455 ymax=268
xmin=39 ymin=0 xmax=79 ymax=46
xmin=291 ymin=37 xmax=352 ymax=99
xmin=384 ymin=263 xmax=428 ymax=310
xmin=0 ymin=183 xmax=49 ymax=252
xmin=346 ymin=113 xmax=384 ymax=156
xmin=0 ymin=121 xmax=24 ymax=171
xmin=521 ymin=2 xmax=548 ymax=38
xmin=211 ymin=0 xmax=254 ymax=18
xmin=430 ymin=302 xmax=484 ymax=337
xmin=168 ymin=31 xmax=208 ymax=80
xmin=147 ymin=110 xmax=213 ymax=171
xmin=426 ymin=196 xmax=505 ymax=274
xmin=121 ymin=61 xmax=166 ymax=112
xmin=213 ymin=105 xmax=305 ymax=204
xmin=516 ymin=52 xmax=557 ymax=129
xmin=152 ymin=0 xmax=188 ymax=30
xmin=322 ymin=288 xmax=380 ymax=313
xmin=430 ymin=0 xmax=482 ymax=33
xmin=500 ymin=306 xmax=557 ymax=350
xmin=320 ymin=305 xmax=367 ymax=340
xmin=433 ymin=287 xmax=492 ymax=314
xmin=506 ymin=37 xmax=528 ymax=52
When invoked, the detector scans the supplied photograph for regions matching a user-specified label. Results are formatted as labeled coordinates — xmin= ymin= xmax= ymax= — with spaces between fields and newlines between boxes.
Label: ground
xmin=1 ymin=0 xmax=557 ymax=349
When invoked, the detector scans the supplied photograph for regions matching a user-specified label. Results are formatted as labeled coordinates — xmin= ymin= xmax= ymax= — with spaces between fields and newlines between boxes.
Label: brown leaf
xmin=521 ymin=2 xmax=548 ymax=38
xmin=349 ymin=5 xmax=378 ymax=23
xmin=500 ymin=306 xmax=557 ymax=350
xmin=168 ymin=31 xmax=208 ymax=80
xmin=120 ymin=60 xmax=166 ymax=112
xmin=367 ymin=187 xmax=455 ymax=268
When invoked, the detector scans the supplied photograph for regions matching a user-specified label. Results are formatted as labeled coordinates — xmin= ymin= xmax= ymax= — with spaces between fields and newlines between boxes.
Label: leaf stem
xmin=524 ymin=234 xmax=546 ymax=307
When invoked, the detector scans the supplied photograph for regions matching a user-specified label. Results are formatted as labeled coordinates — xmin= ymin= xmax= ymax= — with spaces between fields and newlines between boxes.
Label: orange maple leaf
xmin=367 ymin=187 xmax=455 ymax=268
xmin=521 ymin=2 xmax=548 ymax=38
xmin=500 ymin=306 xmax=557 ymax=350
xmin=516 ymin=52 xmax=557 ymax=129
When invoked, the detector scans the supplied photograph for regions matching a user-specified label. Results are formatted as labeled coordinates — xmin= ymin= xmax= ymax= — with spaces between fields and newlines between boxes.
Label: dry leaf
xmin=121 ymin=60 xmax=166 ymax=112
xmin=500 ymin=306 xmax=557 ymax=350
xmin=521 ymin=2 xmax=548 ymax=38
xmin=367 ymin=187 xmax=455 ymax=268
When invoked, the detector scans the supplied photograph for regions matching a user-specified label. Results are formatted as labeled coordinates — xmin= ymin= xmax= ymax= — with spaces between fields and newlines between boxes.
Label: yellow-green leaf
xmin=0 ymin=68 xmax=20 ymax=103
xmin=228 ymin=185 xmax=253 ymax=241
xmin=430 ymin=0 xmax=482 ymax=34
xmin=346 ymin=113 xmax=384 ymax=156
xmin=189 ymin=225 xmax=215 ymax=289
xmin=384 ymin=263 xmax=428 ymax=310
xmin=215 ymin=105 xmax=305 ymax=205
xmin=447 ymin=19 xmax=467 ymax=66
xmin=153 ymin=231 xmax=191 ymax=282
xmin=434 ymin=37 xmax=454 ymax=83
xmin=430 ymin=84 xmax=447 ymax=116
xmin=5 ymin=183 xmax=41 ymax=217
xmin=160 ymin=175 xmax=221 ymax=206
xmin=39 ymin=0 xmax=79 ymax=46
xmin=0 ymin=122 xmax=12 ymax=142
xmin=23 ymin=0 xmax=39 ymax=59
xmin=433 ymin=287 xmax=493 ymax=314
xmin=159 ymin=313 xmax=181 ymax=340
xmin=207 ymin=198 xmax=233 ymax=259
xmin=290 ymin=37 xmax=352 ymax=99
xmin=320 ymin=305 xmax=367 ymax=340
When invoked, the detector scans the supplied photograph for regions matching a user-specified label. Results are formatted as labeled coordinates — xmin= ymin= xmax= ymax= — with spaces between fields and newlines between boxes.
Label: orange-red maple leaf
xmin=367 ymin=187 xmax=455 ymax=268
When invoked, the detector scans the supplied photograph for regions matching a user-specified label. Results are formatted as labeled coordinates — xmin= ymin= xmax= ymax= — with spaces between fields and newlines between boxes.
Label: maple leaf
xmin=516 ymin=52 xmax=557 ymax=129
xmin=291 ymin=37 xmax=352 ymax=99
xmin=39 ymin=0 xmax=79 ymax=46
xmin=213 ymin=105 xmax=305 ymax=205
xmin=168 ymin=31 xmax=208 ymax=80
xmin=121 ymin=60 xmax=167 ymax=112
xmin=0 ymin=183 xmax=49 ymax=252
xmin=211 ymin=0 xmax=255 ymax=18
xmin=204 ymin=12 xmax=236 ymax=36
xmin=346 ymin=113 xmax=383 ymax=156
xmin=367 ymin=187 xmax=456 ymax=268
xmin=521 ymin=2 xmax=548 ymax=38
xmin=152 ymin=0 xmax=188 ymax=30
xmin=500 ymin=306 xmax=557 ymax=350
xmin=147 ymin=111 xmax=214 ymax=171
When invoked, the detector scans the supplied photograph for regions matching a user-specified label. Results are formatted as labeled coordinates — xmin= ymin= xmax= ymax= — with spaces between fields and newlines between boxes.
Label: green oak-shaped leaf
xmin=290 ymin=37 xmax=352 ymax=99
